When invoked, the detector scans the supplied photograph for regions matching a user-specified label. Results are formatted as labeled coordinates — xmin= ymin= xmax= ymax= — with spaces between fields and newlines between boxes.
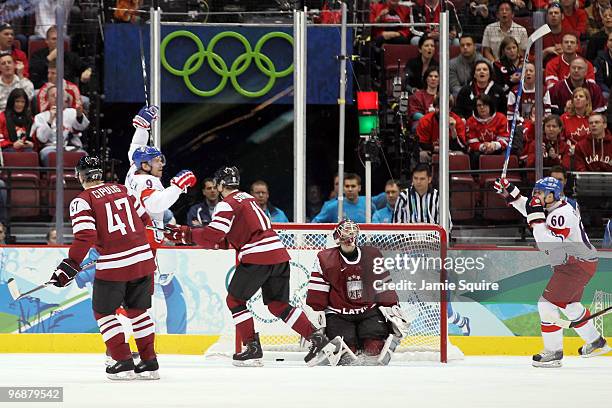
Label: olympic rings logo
xmin=160 ymin=30 xmax=294 ymax=98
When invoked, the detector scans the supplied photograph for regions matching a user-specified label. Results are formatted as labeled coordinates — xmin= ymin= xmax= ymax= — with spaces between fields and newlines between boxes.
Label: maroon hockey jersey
xmin=307 ymin=246 xmax=398 ymax=315
xmin=69 ymin=183 xmax=156 ymax=281
xmin=574 ymin=130 xmax=612 ymax=172
xmin=190 ymin=190 xmax=290 ymax=265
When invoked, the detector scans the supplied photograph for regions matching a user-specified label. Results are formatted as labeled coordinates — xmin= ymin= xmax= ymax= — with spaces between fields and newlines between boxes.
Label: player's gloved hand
xmin=171 ymin=170 xmax=197 ymax=192
xmin=526 ymin=195 xmax=546 ymax=227
xmin=51 ymin=258 xmax=80 ymax=287
xmin=494 ymin=177 xmax=521 ymax=203
xmin=132 ymin=105 xmax=159 ymax=129
xmin=164 ymin=224 xmax=193 ymax=245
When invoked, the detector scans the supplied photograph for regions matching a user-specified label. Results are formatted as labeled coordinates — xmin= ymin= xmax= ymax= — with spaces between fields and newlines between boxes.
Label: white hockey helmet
xmin=333 ymin=219 xmax=360 ymax=246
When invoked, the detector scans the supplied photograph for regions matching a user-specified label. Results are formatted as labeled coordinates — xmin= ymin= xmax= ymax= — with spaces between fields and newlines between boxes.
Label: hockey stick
xmin=548 ymin=306 xmax=612 ymax=329
xmin=146 ymin=225 xmax=172 ymax=233
xmin=138 ymin=25 xmax=149 ymax=106
xmin=501 ymin=24 xmax=551 ymax=178
xmin=13 ymin=280 xmax=58 ymax=301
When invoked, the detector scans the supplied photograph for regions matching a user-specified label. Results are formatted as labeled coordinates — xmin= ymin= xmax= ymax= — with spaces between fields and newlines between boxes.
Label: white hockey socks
xmin=538 ymin=297 xmax=563 ymax=351
xmin=563 ymin=303 xmax=601 ymax=344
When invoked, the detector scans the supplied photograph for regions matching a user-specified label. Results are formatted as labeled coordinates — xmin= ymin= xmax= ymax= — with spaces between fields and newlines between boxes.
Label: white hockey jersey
xmin=125 ymin=128 xmax=183 ymax=247
xmin=512 ymin=197 xmax=597 ymax=266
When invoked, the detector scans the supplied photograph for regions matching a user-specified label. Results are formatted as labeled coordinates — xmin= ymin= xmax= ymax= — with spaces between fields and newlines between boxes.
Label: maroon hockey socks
xmin=95 ymin=312 xmax=131 ymax=361
xmin=126 ymin=309 xmax=156 ymax=361
xmin=267 ymin=301 xmax=315 ymax=339
xmin=227 ymin=295 xmax=257 ymax=343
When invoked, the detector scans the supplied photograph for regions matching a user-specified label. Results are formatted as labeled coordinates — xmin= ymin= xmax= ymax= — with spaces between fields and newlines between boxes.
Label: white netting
xmin=206 ymin=224 xmax=463 ymax=362
xmin=591 ymin=290 xmax=612 ymax=336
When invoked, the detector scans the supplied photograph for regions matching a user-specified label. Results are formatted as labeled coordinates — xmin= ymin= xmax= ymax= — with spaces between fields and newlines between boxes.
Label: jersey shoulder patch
xmin=70 ymin=197 xmax=92 ymax=217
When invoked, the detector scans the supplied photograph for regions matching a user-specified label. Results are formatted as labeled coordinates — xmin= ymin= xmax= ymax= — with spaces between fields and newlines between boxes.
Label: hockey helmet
xmin=533 ymin=177 xmax=563 ymax=201
xmin=333 ymin=219 xmax=360 ymax=246
xmin=132 ymin=146 xmax=165 ymax=169
xmin=213 ymin=166 xmax=240 ymax=188
xmin=75 ymin=155 xmax=103 ymax=183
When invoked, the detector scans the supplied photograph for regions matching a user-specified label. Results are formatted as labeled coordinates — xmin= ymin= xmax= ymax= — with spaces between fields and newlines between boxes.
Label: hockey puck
xmin=275 ymin=358 xmax=285 ymax=361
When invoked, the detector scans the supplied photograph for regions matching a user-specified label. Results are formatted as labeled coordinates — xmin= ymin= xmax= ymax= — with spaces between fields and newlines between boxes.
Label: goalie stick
xmin=501 ymin=24 xmax=552 ymax=178
xmin=547 ymin=306 xmax=612 ymax=329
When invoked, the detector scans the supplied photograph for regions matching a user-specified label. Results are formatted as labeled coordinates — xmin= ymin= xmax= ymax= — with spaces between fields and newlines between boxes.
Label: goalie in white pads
xmin=495 ymin=177 xmax=611 ymax=367
xmin=306 ymin=220 xmax=408 ymax=365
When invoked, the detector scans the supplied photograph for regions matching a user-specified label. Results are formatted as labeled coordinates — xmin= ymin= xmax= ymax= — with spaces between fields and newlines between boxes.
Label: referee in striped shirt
xmin=392 ymin=163 xmax=440 ymax=224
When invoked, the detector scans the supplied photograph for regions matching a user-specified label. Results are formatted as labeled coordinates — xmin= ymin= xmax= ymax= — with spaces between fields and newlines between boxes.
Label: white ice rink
xmin=1 ymin=354 xmax=611 ymax=408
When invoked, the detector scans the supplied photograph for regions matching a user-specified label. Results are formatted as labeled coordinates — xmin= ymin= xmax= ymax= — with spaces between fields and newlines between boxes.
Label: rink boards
xmin=0 ymin=245 xmax=611 ymax=356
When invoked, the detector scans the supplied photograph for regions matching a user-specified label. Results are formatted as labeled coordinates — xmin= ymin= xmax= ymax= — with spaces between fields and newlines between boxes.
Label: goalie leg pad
xmin=376 ymin=334 xmax=401 ymax=366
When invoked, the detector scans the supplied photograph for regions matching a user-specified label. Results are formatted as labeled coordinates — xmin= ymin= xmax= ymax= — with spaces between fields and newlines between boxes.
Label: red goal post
xmin=226 ymin=223 xmax=457 ymax=363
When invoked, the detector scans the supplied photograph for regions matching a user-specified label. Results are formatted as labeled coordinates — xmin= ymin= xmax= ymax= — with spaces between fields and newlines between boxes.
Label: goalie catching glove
xmin=51 ymin=258 xmax=80 ymax=287
xmin=493 ymin=177 xmax=521 ymax=204
xmin=164 ymin=224 xmax=193 ymax=245
xmin=379 ymin=305 xmax=412 ymax=338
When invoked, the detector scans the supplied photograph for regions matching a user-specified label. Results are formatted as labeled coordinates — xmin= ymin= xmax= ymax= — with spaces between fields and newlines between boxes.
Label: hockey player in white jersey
xmin=126 ymin=105 xmax=197 ymax=249
xmin=495 ymin=177 xmax=611 ymax=367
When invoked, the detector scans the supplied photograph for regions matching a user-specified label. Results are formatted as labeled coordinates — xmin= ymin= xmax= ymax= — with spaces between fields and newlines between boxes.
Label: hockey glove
xmin=132 ymin=105 xmax=159 ymax=130
xmin=379 ymin=305 xmax=412 ymax=338
xmin=51 ymin=258 xmax=80 ymax=287
xmin=494 ymin=177 xmax=521 ymax=204
xmin=526 ymin=195 xmax=546 ymax=227
xmin=171 ymin=170 xmax=197 ymax=192
xmin=164 ymin=224 xmax=193 ymax=245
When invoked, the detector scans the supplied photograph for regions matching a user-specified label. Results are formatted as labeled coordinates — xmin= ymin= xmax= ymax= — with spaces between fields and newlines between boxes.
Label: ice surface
xmin=0 ymin=354 xmax=611 ymax=407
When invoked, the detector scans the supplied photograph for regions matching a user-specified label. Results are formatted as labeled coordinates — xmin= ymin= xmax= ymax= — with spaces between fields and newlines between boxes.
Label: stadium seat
xmin=47 ymin=151 xmax=86 ymax=216
xmin=1 ymin=152 xmax=40 ymax=218
xmin=450 ymin=45 xmax=461 ymax=59
xmin=383 ymin=44 xmax=420 ymax=78
xmin=479 ymin=155 xmax=520 ymax=187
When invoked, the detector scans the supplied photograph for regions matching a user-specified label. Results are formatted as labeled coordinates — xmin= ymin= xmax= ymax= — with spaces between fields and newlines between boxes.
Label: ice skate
xmin=532 ymin=350 xmax=563 ymax=368
xmin=233 ymin=333 xmax=263 ymax=367
xmin=578 ymin=336 xmax=612 ymax=358
xmin=135 ymin=357 xmax=160 ymax=380
xmin=106 ymin=358 xmax=136 ymax=380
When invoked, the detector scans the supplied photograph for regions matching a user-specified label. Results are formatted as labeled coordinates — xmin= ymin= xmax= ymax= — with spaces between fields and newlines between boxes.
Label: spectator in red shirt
xmin=545 ymin=33 xmax=595 ymax=90
xmin=561 ymin=87 xmax=592 ymax=148
xmin=466 ymin=94 xmax=510 ymax=166
xmin=574 ymin=112 xmax=612 ymax=171
xmin=560 ymin=0 xmax=588 ymax=39
xmin=370 ymin=0 xmax=412 ymax=46
xmin=417 ymin=96 xmax=467 ymax=162
xmin=541 ymin=3 xmax=576 ymax=65
xmin=0 ymin=23 xmax=29 ymax=79
xmin=525 ymin=114 xmax=571 ymax=169
xmin=0 ymin=88 xmax=34 ymax=152
xmin=409 ymin=66 xmax=439 ymax=131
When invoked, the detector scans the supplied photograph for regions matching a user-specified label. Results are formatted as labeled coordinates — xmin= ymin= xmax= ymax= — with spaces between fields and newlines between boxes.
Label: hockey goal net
xmin=207 ymin=223 xmax=463 ymax=363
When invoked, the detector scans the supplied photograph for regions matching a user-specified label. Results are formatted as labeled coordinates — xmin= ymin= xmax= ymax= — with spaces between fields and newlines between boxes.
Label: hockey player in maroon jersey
xmin=50 ymin=156 xmax=159 ymax=380
xmin=163 ymin=166 xmax=334 ymax=367
xmin=306 ymin=220 xmax=410 ymax=365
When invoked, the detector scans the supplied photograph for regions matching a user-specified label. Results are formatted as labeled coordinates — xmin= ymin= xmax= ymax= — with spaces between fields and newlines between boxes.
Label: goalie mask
xmin=75 ymin=155 xmax=103 ymax=183
xmin=333 ymin=219 xmax=360 ymax=246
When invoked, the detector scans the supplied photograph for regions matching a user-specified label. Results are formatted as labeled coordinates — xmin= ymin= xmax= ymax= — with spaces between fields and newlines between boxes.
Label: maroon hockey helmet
xmin=333 ymin=219 xmax=360 ymax=246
